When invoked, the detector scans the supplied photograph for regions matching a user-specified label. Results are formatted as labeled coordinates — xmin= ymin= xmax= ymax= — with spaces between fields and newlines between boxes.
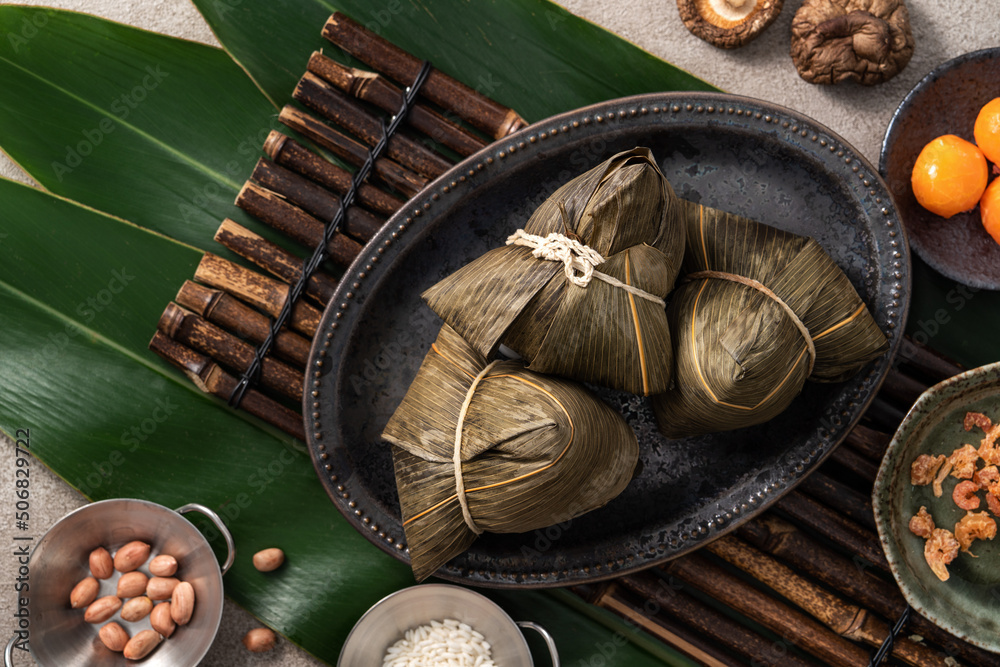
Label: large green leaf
xmin=0 ymin=176 xmax=419 ymax=657
xmin=192 ymin=0 xmax=718 ymax=121
xmin=0 ymin=6 xmax=285 ymax=254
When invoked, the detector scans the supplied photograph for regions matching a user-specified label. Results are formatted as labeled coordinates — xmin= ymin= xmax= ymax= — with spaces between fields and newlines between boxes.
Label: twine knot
xmin=507 ymin=230 xmax=606 ymax=288
xmin=506 ymin=229 xmax=666 ymax=306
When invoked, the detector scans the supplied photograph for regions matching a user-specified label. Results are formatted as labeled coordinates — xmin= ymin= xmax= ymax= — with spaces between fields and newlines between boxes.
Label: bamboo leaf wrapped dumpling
xmin=382 ymin=325 xmax=639 ymax=582
xmin=422 ymin=147 xmax=684 ymax=395
xmin=652 ymin=200 xmax=888 ymax=438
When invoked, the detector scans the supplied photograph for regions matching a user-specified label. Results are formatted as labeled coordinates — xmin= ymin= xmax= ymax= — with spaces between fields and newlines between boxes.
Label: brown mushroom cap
xmin=678 ymin=0 xmax=784 ymax=49
xmin=791 ymin=0 xmax=914 ymax=85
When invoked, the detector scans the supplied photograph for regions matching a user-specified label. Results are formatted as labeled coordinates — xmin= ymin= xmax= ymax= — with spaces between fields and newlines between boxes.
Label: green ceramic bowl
xmin=873 ymin=361 xmax=1000 ymax=653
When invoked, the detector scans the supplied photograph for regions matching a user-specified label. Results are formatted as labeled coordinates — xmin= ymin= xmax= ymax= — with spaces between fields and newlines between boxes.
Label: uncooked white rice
xmin=382 ymin=618 xmax=496 ymax=666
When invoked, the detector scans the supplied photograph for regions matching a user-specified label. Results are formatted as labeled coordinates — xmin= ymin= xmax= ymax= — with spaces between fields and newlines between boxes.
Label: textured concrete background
xmin=1 ymin=0 xmax=995 ymax=665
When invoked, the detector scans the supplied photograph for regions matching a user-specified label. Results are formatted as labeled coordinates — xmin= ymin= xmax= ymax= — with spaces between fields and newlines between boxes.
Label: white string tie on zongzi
xmin=452 ymin=360 xmax=502 ymax=535
xmin=506 ymin=230 xmax=665 ymax=306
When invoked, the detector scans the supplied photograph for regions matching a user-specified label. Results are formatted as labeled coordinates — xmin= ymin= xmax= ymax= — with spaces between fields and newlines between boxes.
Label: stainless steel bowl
xmin=4 ymin=498 xmax=234 ymax=666
xmin=338 ymin=584 xmax=559 ymax=666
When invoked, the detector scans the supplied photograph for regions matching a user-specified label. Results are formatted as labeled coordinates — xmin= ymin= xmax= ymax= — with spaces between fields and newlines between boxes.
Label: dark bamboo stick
xmin=279 ymin=105 xmax=427 ymax=198
xmin=865 ymin=395 xmax=909 ymax=432
xmin=844 ymin=423 xmax=891 ymax=462
xmin=214 ymin=219 xmax=337 ymax=306
xmin=149 ymin=332 xmax=305 ymax=440
xmin=705 ymin=535 xmax=942 ymax=667
xmin=264 ymin=132 xmax=404 ymax=217
xmin=176 ymin=281 xmax=310 ymax=369
xmin=616 ymin=573 xmax=818 ymax=667
xmin=740 ymin=514 xmax=1000 ymax=667
xmin=897 ymin=336 xmax=963 ymax=382
xmin=249 ymin=159 xmax=384 ymax=242
xmin=307 ymin=51 xmax=487 ymax=157
xmin=295 ymin=71 xmax=452 ymax=180
xmin=235 ymin=183 xmax=364 ymax=266
xmin=158 ymin=303 xmax=304 ymax=402
xmin=828 ymin=442 xmax=880 ymax=483
xmin=662 ymin=553 xmax=870 ymax=667
xmin=776 ymin=492 xmax=889 ymax=572
xmin=798 ymin=471 xmax=877 ymax=532
xmin=193 ymin=254 xmax=320 ymax=338
xmin=880 ymin=367 xmax=929 ymax=409
xmin=322 ymin=12 xmax=528 ymax=140
xmin=587 ymin=583 xmax=743 ymax=667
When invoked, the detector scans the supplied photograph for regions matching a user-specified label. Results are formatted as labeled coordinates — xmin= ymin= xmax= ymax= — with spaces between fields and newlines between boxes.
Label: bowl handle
xmin=4 ymin=634 xmax=23 ymax=667
xmin=517 ymin=621 xmax=560 ymax=667
xmin=176 ymin=503 xmax=236 ymax=575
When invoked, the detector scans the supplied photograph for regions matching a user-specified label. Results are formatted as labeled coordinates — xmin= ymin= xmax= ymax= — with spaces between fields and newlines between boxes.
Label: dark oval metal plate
xmin=879 ymin=47 xmax=1000 ymax=290
xmin=306 ymin=92 xmax=910 ymax=588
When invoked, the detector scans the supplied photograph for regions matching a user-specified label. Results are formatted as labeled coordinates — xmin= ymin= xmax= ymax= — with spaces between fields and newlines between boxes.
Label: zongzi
xmin=422 ymin=147 xmax=684 ymax=396
xmin=652 ymin=199 xmax=888 ymax=438
xmin=382 ymin=325 xmax=639 ymax=581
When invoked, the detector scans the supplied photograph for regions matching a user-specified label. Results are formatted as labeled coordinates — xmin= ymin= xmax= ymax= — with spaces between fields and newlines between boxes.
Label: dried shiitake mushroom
xmin=791 ymin=0 xmax=914 ymax=85
xmin=678 ymin=0 xmax=783 ymax=49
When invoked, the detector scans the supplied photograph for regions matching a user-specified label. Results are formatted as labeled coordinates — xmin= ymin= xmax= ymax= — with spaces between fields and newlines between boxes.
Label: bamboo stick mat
xmin=147 ymin=13 xmax=990 ymax=667
xmin=573 ymin=337 xmax=994 ymax=667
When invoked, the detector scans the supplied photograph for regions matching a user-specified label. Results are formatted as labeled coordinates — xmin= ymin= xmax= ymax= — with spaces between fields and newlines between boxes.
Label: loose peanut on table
xmin=252 ymin=547 xmax=285 ymax=572
xmin=243 ymin=627 xmax=277 ymax=653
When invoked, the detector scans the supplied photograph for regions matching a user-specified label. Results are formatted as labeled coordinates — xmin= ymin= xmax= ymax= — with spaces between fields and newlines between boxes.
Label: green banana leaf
xmin=192 ymin=0 xmax=718 ymax=120
xmin=0 ymin=6 xmax=289 ymax=256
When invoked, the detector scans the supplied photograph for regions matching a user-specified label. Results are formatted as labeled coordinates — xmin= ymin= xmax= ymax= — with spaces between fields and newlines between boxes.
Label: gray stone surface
xmin=1 ymin=0 xmax=996 ymax=664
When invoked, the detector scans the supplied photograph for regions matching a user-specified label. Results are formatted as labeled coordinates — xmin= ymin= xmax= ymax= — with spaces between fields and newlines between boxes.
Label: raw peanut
xmin=242 ymin=627 xmax=277 ymax=653
xmin=252 ymin=548 xmax=285 ymax=572
xmin=150 ymin=601 xmax=176 ymax=638
xmin=98 ymin=622 xmax=129 ymax=652
xmin=70 ymin=576 xmax=99 ymax=609
xmin=120 ymin=596 xmax=154 ymax=623
xmin=148 ymin=554 xmax=178 ymax=577
xmin=170 ymin=581 xmax=195 ymax=625
xmin=116 ymin=571 xmax=149 ymax=599
xmin=123 ymin=629 xmax=162 ymax=661
xmin=113 ymin=540 xmax=151 ymax=573
xmin=146 ymin=576 xmax=180 ymax=601
xmin=84 ymin=595 xmax=122 ymax=624
xmin=89 ymin=547 xmax=114 ymax=580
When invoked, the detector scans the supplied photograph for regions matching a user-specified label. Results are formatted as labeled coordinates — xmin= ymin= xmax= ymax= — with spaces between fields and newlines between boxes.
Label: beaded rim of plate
xmin=306 ymin=91 xmax=908 ymax=586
